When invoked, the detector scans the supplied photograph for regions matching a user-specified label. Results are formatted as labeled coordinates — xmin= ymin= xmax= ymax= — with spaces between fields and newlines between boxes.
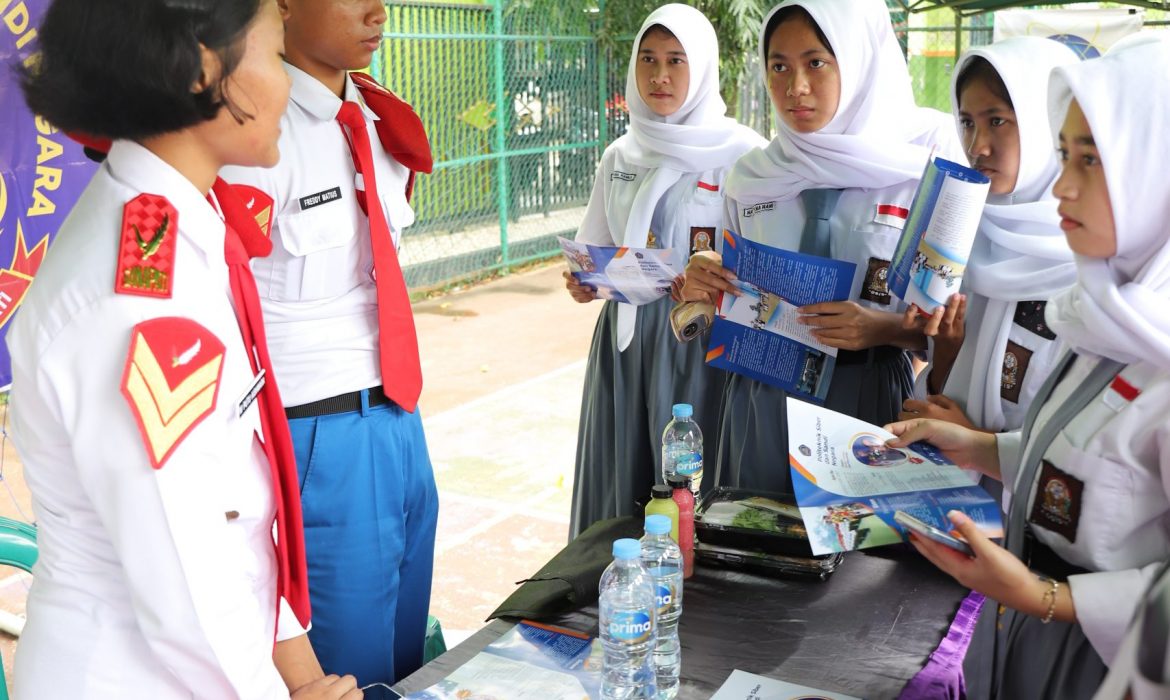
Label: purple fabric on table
xmin=898 ymin=591 xmax=986 ymax=700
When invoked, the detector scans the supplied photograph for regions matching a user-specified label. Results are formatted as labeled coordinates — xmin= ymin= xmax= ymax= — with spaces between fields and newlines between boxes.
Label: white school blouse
xmin=997 ymin=354 xmax=1170 ymax=664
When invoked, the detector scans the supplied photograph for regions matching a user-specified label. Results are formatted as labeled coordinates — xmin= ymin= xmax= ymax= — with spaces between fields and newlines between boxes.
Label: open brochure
xmin=786 ymin=398 xmax=1004 ymax=556
xmin=711 ymin=670 xmax=861 ymax=700
xmin=404 ymin=621 xmax=602 ymax=700
xmin=888 ymin=157 xmax=990 ymax=314
xmin=705 ymin=230 xmax=856 ymax=403
xmin=559 ymin=236 xmax=681 ymax=306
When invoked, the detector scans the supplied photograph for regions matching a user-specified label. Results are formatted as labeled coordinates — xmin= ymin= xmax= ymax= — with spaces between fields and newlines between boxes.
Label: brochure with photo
xmin=559 ymin=236 xmax=681 ymax=306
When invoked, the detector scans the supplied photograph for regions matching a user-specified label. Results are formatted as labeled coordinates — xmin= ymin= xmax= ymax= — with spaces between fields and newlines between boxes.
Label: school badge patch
xmin=860 ymin=257 xmax=892 ymax=305
xmin=230 ymin=184 xmax=274 ymax=239
xmin=121 ymin=317 xmax=225 ymax=470
xmin=116 ymin=194 xmax=178 ymax=299
xmin=690 ymin=227 xmax=715 ymax=255
xmin=1001 ymin=340 xmax=1033 ymax=404
xmin=1028 ymin=459 xmax=1083 ymax=543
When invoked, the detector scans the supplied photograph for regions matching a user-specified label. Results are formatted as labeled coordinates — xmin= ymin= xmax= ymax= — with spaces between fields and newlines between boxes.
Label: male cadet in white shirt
xmin=222 ymin=0 xmax=439 ymax=689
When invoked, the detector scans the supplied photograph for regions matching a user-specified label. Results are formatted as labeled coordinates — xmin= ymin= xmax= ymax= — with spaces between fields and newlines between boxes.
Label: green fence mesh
xmin=377 ymin=1 xmax=1158 ymax=291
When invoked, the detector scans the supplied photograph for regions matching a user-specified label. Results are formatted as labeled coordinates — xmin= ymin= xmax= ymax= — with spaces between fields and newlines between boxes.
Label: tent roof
xmin=891 ymin=0 xmax=1166 ymax=17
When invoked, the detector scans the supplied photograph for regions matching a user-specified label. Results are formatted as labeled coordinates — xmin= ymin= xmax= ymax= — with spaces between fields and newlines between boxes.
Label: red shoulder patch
xmin=230 ymin=184 xmax=275 ymax=239
xmin=121 ymin=317 xmax=226 ymax=470
xmin=116 ymin=194 xmax=178 ymax=299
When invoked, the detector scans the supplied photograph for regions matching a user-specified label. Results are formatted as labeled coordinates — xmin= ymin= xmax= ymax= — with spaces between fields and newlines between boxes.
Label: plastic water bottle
xmin=641 ymin=515 xmax=683 ymax=699
xmin=600 ymin=538 xmax=657 ymax=699
xmin=662 ymin=403 xmax=703 ymax=497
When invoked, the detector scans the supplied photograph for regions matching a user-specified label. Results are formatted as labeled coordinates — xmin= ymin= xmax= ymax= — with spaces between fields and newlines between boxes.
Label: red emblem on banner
xmin=115 ymin=194 xmax=178 ymax=299
xmin=0 ymin=221 xmax=49 ymax=330
xmin=121 ymin=317 xmax=225 ymax=469
xmin=230 ymin=184 xmax=274 ymax=239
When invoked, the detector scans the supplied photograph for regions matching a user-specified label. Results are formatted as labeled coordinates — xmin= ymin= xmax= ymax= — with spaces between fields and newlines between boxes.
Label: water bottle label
xmin=655 ymin=582 xmax=676 ymax=615
xmin=675 ymin=453 xmax=702 ymax=476
xmin=608 ymin=610 xmax=653 ymax=644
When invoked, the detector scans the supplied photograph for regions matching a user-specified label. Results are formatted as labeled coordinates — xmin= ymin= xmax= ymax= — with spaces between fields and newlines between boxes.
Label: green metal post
xmin=597 ymin=0 xmax=608 ymax=150
xmin=492 ymin=0 xmax=511 ymax=268
xmin=954 ymin=9 xmax=962 ymax=63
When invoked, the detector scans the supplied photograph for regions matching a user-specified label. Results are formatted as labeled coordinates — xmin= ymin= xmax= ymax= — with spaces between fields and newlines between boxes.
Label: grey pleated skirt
xmin=713 ymin=345 xmax=914 ymax=493
xmin=569 ymin=297 xmax=727 ymax=540
xmin=962 ymin=597 xmax=1107 ymax=700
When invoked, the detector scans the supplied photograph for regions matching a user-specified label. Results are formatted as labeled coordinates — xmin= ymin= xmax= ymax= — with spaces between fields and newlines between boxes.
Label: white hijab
xmin=1045 ymin=40 xmax=1170 ymax=372
xmin=724 ymin=0 xmax=955 ymax=205
xmin=590 ymin=4 xmax=764 ymax=350
xmin=954 ymin=38 xmax=1080 ymax=430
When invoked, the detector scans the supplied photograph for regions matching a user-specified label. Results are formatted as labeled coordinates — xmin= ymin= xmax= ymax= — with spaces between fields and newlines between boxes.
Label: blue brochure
xmin=889 ymin=157 xmax=990 ymax=314
xmin=786 ymin=398 xmax=1004 ymax=555
xmin=405 ymin=621 xmax=602 ymax=700
xmin=705 ymin=230 xmax=855 ymax=403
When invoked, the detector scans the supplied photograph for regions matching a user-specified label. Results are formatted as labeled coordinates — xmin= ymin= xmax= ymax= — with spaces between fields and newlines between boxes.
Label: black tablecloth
xmin=393 ymin=545 xmax=968 ymax=699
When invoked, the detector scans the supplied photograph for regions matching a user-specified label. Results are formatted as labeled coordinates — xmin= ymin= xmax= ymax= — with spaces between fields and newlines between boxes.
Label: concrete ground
xmin=0 ymin=260 xmax=601 ymax=689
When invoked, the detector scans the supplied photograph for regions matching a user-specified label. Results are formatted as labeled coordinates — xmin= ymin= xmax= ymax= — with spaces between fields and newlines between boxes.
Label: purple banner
xmin=0 ymin=0 xmax=99 ymax=389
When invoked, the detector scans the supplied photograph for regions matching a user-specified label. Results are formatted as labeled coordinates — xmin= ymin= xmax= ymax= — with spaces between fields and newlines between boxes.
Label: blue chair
xmin=0 ymin=517 xmax=36 ymax=700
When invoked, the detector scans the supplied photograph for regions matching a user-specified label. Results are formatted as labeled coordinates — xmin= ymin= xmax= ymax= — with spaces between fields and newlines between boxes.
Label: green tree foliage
xmin=505 ymin=0 xmax=769 ymax=119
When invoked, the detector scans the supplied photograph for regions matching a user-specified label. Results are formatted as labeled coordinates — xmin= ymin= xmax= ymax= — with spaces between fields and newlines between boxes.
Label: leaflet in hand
xmin=405 ymin=621 xmax=602 ymax=700
xmin=705 ymin=230 xmax=856 ymax=403
xmin=888 ymin=157 xmax=990 ymax=314
xmin=711 ymin=670 xmax=860 ymax=700
xmin=559 ymin=236 xmax=681 ymax=306
xmin=786 ymin=398 xmax=1004 ymax=556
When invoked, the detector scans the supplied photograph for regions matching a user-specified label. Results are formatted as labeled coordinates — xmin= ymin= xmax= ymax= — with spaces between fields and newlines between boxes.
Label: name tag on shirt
xmin=238 ymin=369 xmax=266 ymax=418
xmin=742 ymin=202 xmax=775 ymax=218
xmin=299 ymin=187 xmax=343 ymax=211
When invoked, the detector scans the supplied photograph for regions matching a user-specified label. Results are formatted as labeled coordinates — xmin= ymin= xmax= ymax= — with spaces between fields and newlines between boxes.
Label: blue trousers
xmin=288 ymin=391 xmax=439 ymax=686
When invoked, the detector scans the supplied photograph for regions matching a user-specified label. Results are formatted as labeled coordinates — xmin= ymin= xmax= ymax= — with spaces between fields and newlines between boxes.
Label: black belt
xmin=285 ymin=385 xmax=392 ymax=419
xmin=835 ymin=345 xmax=907 ymax=366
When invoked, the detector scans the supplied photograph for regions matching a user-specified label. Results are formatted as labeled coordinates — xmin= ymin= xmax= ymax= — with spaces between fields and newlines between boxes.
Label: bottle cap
xmin=672 ymin=403 xmax=693 ymax=419
xmin=651 ymin=485 xmax=673 ymax=499
xmin=644 ymin=514 xmax=671 ymax=535
xmin=666 ymin=475 xmax=690 ymax=490
xmin=612 ymin=538 xmax=641 ymax=560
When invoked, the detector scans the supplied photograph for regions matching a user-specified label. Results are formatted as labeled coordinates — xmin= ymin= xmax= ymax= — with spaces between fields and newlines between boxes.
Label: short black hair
xmin=20 ymin=0 xmax=262 ymax=141
xmin=763 ymin=5 xmax=834 ymax=60
xmin=955 ymin=56 xmax=1013 ymax=110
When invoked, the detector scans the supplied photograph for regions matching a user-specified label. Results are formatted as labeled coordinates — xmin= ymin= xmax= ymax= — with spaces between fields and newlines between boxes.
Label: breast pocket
xmin=844 ymin=224 xmax=902 ymax=309
xmin=274 ymin=205 xmax=361 ymax=302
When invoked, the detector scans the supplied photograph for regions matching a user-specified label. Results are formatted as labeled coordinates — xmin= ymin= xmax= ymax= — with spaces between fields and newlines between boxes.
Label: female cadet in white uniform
xmin=8 ymin=1 xmax=358 ymax=698
xmin=887 ymin=41 xmax=1170 ymax=700
xmin=902 ymin=39 xmax=1079 ymax=441
xmin=684 ymin=0 xmax=961 ymax=493
xmin=567 ymin=4 xmax=765 ymax=538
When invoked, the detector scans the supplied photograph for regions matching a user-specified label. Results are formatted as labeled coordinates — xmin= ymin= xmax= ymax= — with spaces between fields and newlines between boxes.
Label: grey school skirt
xmin=713 ymin=345 xmax=914 ymax=493
xmin=569 ymin=297 xmax=726 ymax=540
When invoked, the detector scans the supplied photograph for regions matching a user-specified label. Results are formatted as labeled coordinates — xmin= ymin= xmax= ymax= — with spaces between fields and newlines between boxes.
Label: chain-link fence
xmin=380 ymin=2 xmax=1165 ymax=292
xmin=376 ymin=0 xmax=624 ymax=290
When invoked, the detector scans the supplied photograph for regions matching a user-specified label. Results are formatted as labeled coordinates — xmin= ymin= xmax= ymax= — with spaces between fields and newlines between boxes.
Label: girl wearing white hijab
xmin=886 ymin=40 xmax=1170 ymax=700
xmin=901 ymin=38 xmax=1079 ymax=445
xmin=566 ymin=4 xmax=765 ymax=538
xmin=683 ymin=0 xmax=961 ymax=493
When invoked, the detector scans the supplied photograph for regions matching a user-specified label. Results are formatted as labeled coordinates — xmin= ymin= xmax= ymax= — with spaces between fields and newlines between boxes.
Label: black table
xmin=393 ymin=546 xmax=968 ymax=699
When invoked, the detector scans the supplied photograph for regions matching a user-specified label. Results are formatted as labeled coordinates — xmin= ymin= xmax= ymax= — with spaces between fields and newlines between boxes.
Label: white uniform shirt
xmin=575 ymin=146 xmax=729 ymax=269
xmin=1093 ymin=563 xmax=1170 ymax=700
xmin=221 ymin=64 xmax=415 ymax=407
xmin=997 ymin=355 xmax=1170 ymax=663
xmin=8 ymin=141 xmax=303 ymax=699
xmin=722 ymin=183 xmax=920 ymax=313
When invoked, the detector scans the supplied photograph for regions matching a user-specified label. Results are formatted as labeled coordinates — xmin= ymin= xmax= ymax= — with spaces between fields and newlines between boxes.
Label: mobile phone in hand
xmin=894 ymin=510 xmax=974 ymax=556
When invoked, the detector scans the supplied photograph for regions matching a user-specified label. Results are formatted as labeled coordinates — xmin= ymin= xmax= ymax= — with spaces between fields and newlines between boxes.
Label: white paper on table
xmin=710 ymin=670 xmax=861 ymax=700
xmin=441 ymin=653 xmax=592 ymax=699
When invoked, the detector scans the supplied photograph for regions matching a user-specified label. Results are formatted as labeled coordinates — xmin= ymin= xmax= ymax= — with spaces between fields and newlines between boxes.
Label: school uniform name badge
xmin=116 ymin=194 xmax=178 ymax=299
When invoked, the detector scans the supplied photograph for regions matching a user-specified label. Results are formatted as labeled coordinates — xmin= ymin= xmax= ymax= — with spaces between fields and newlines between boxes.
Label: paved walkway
xmin=0 ymin=261 xmax=603 ymax=686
